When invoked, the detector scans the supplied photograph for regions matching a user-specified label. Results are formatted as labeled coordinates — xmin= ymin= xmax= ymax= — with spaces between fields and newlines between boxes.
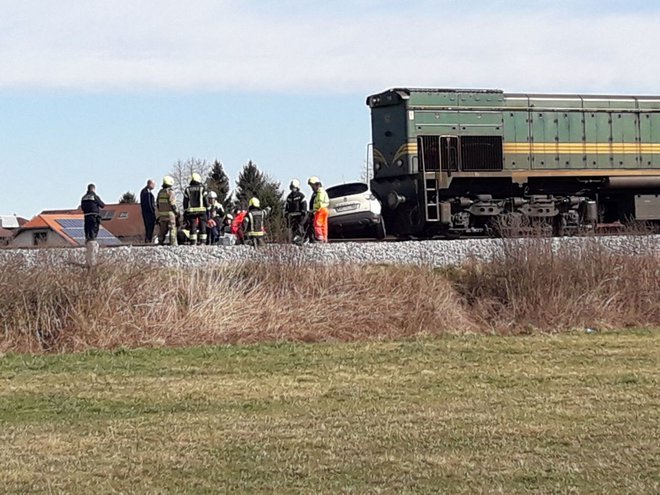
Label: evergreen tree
xmin=235 ymin=161 xmax=286 ymax=241
xmin=119 ymin=191 xmax=137 ymax=204
xmin=206 ymin=160 xmax=231 ymax=209
xmin=235 ymin=161 xmax=264 ymax=207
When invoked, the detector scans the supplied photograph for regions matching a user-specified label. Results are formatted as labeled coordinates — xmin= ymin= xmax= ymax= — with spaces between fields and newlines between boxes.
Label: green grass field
xmin=1 ymin=331 xmax=658 ymax=494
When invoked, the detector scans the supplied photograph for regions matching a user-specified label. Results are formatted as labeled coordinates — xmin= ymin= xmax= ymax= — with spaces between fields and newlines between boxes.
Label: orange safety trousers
xmin=313 ymin=207 xmax=329 ymax=242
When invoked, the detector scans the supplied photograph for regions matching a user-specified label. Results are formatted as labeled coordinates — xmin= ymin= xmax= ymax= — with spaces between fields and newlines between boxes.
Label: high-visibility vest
xmin=313 ymin=187 xmax=329 ymax=212
xmin=157 ymin=188 xmax=176 ymax=218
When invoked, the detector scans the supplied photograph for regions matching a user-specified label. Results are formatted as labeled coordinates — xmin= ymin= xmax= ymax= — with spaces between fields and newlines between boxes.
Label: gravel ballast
xmin=1 ymin=235 xmax=658 ymax=269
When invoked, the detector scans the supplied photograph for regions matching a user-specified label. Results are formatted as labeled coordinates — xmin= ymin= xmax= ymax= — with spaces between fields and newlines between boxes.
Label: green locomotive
xmin=367 ymin=88 xmax=660 ymax=236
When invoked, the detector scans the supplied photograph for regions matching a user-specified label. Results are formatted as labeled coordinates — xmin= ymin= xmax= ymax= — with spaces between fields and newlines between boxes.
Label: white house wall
xmin=10 ymin=230 xmax=71 ymax=248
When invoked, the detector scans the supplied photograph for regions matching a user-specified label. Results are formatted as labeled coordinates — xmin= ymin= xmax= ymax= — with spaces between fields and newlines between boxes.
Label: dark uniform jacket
xmin=80 ymin=192 xmax=105 ymax=216
xmin=140 ymin=186 xmax=156 ymax=220
xmin=183 ymin=181 xmax=207 ymax=214
xmin=285 ymin=190 xmax=307 ymax=218
xmin=242 ymin=207 xmax=266 ymax=237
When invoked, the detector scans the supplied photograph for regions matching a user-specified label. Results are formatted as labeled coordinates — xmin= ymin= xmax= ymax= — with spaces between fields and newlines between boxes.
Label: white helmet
xmin=290 ymin=178 xmax=300 ymax=190
xmin=208 ymin=191 xmax=218 ymax=200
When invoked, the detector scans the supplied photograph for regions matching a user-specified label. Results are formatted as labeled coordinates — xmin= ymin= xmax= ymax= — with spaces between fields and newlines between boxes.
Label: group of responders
xmin=82 ymin=175 xmax=331 ymax=248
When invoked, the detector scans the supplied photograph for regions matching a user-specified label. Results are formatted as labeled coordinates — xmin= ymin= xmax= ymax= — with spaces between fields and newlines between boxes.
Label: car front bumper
xmin=328 ymin=210 xmax=381 ymax=238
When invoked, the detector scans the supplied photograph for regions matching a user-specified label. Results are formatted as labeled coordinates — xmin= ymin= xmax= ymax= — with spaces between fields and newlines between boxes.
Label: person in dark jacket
xmin=242 ymin=197 xmax=268 ymax=247
xmin=183 ymin=173 xmax=208 ymax=245
xmin=206 ymin=191 xmax=225 ymax=245
xmin=80 ymin=183 xmax=106 ymax=242
xmin=284 ymin=178 xmax=307 ymax=243
xmin=140 ymin=179 xmax=157 ymax=243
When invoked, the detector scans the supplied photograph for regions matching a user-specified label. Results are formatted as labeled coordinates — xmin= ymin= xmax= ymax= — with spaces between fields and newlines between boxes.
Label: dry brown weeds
xmin=0 ymin=261 xmax=473 ymax=353
xmin=1 ymin=237 xmax=658 ymax=353
xmin=451 ymin=235 xmax=660 ymax=333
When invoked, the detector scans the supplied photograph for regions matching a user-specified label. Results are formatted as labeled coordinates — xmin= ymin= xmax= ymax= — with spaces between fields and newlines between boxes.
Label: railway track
xmin=2 ymin=233 xmax=658 ymax=271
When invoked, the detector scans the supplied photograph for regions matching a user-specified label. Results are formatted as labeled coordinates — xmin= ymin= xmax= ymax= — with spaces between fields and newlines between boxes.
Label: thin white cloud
xmin=1 ymin=0 xmax=659 ymax=93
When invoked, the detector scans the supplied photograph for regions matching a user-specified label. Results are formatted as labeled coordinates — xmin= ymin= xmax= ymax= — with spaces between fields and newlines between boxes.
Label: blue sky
xmin=1 ymin=0 xmax=659 ymax=217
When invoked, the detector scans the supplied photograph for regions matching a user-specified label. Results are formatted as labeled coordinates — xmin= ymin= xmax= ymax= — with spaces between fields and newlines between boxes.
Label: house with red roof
xmin=40 ymin=203 xmax=146 ymax=244
xmin=10 ymin=214 xmax=120 ymax=248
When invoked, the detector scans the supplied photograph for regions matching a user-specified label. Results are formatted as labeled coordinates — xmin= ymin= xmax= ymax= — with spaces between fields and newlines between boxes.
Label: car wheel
xmin=374 ymin=217 xmax=386 ymax=240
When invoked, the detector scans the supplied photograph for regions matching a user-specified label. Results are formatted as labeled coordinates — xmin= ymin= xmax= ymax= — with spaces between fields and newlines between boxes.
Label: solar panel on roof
xmin=61 ymin=228 xmax=85 ymax=238
xmin=57 ymin=221 xmax=121 ymax=246
xmin=56 ymin=219 xmax=84 ymax=229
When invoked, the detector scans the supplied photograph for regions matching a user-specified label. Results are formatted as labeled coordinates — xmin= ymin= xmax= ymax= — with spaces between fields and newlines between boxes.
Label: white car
xmin=326 ymin=182 xmax=386 ymax=239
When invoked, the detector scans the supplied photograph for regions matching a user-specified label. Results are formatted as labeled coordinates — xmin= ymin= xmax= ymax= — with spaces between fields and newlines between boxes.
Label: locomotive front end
xmin=367 ymin=89 xmax=426 ymax=237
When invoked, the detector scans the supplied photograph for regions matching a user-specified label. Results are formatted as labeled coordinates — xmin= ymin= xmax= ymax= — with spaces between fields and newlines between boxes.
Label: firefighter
xmin=308 ymin=176 xmax=330 ymax=243
xmin=221 ymin=213 xmax=233 ymax=235
xmin=242 ymin=197 xmax=267 ymax=247
xmin=177 ymin=216 xmax=193 ymax=245
xmin=80 ymin=183 xmax=106 ymax=243
xmin=156 ymin=176 xmax=178 ymax=246
xmin=284 ymin=178 xmax=307 ymax=243
xmin=183 ymin=173 xmax=208 ymax=245
xmin=206 ymin=191 xmax=225 ymax=245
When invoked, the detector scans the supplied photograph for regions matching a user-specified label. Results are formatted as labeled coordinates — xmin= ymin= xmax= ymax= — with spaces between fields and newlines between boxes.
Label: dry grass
xmin=0 ymin=332 xmax=658 ymax=494
xmin=450 ymin=235 xmax=660 ymax=333
xmin=1 ymin=237 xmax=658 ymax=353
xmin=0 ymin=260 xmax=473 ymax=353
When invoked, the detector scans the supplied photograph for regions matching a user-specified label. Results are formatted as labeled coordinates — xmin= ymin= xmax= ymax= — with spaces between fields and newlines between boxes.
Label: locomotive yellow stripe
xmin=373 ymin=149 xmax=387 ymax=163
xmin=399 ymin=142 xmax=660 ymax=154
xmin=411 ymin=143 xmax=660 ymax=151
xmin=392 ymin=143 xmax=418 ymax=163
xmin=504 ymin=143 xmax=660 ymax=154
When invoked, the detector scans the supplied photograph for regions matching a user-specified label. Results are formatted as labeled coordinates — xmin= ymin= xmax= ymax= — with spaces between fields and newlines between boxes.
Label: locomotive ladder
xmin=424 ymin=175 xmax=440 ymax=222
xmin=418 ymin=135 xmax=441 ymax=223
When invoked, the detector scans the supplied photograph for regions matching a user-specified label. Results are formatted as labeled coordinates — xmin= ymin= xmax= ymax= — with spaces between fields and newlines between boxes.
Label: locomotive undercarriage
xmin=376 ymin=174 xmax=660 ymax=238
xmin=439 ymin=193 xmax=597 ymax=237
xmin=420 ymin=177 xmax=659 ymax=238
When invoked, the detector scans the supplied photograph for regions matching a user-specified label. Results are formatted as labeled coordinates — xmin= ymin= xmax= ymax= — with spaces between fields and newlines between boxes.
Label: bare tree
xmin=169 ymin=158 xmax=213 ymax=201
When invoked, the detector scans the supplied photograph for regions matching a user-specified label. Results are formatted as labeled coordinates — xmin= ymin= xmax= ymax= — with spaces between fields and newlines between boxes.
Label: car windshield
xmin=327 ymin=183 xmax=368 ymax=199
